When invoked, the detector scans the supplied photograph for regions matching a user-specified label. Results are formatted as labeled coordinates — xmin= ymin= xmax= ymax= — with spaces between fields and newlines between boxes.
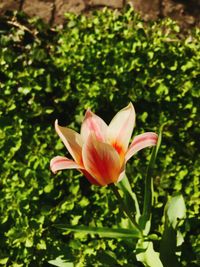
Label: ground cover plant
xmin=0 ymin=7 xmax=199 ymax=266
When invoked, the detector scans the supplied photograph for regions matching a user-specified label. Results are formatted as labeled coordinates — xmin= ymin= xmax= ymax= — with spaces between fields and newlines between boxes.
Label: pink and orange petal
xmin=50 ymin=103 xmax=158 ymax=186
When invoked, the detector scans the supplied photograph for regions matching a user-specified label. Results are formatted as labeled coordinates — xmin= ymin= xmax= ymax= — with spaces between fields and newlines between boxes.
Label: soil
xmin=0 ymin=0 xmax=199 ymax=29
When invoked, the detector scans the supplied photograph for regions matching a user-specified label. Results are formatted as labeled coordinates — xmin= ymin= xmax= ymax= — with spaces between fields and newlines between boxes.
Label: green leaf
xmin=54 ymin=224 xmax=141 ymax=239
xmin=136 ymin=241 xmax=163 ymax=267
xmin=139 ymin=123 xmax=165 ymax=232
xmin=0 ymin=258 xmax=9 ymax=265
xmin=148 ymin=123 xmax=166 ymax=170
xmin=159 ymin=195 xmax=186 ymax=267
xmin=96 ymin=250 xmax=119 ymax=265
xmin=48 ymin=256 xmax=74 ymax=267
xmin=160 ymin=225 xmax=181 ymax=267
xmin=166 ymin=194 xmax=186 ymax=229
xmin=117 ymin=175 xmax=141 ymax=220
xmin=110 ymin=183 xmax=142 ymax=232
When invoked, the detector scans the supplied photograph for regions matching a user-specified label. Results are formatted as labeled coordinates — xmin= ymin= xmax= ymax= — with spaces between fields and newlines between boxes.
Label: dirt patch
xmin=22 ymin=0 xmax=54 ymax=24
xmin=130 ymin=0 xmax=200 ymax=28
xmin=55 ymin=0 xmax=86 ymax=24
xmin=0 ymin=0 xmax=199 ymax=28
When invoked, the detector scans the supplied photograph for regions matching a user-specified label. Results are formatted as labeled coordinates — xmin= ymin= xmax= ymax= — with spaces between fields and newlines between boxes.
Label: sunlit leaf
xmin=136 ymin=241 xmax=163 ymax=267
xmin=55 ymin=224 xmax=141 ymax=239
xmin=48 ymin=256 xmax=74 ymax=267
xmin=159 ymin=195 xmax=186 ymax=267
xmin=117 ymin=175 xmax=141 ymax=220
xmin=139 ymin=123 xmax=166 ymax=232
xmin=166 ymin=194 xmax=186 ymax=229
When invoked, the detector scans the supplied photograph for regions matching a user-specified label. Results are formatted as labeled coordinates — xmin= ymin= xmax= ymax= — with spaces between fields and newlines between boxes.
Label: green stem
xmin=110 ymin=184 xmax=142 ymax=235
xmin=122 ymin=175 xmax=141 ymax=217
xmin=140 ymin=124 xmax=164 ymax=229
xmin=141 ymin=164 xmax=154 ymax=226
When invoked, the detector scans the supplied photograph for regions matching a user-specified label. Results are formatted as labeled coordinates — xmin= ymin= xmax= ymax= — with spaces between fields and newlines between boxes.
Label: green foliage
xmin=0 ymin=7 xmax=199 ymax=266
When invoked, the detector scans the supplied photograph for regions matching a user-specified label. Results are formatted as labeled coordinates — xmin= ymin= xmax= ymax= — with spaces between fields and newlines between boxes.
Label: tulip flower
xmin=50 ymin=103 xmax=158 ymax=186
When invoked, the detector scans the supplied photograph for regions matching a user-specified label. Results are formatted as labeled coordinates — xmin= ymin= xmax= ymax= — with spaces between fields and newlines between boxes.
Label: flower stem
xmin=110 ymin=184 xmax=142 ymax=234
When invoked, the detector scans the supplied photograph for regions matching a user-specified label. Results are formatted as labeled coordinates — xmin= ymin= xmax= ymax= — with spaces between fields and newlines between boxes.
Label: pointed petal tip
xmin=127 ymin=102 xmax=134 ymax=109
xmin=85 ymin=108 xmax=93 ymax=115
xmin=130 ymin=103 xmax=136 ymax=119
xmin=81 ymin=108 xmax=107 ymax=142
xmin=128 ymin=102 xmax=134 ymax=108
xmin=85 ymin=109 xmax=93 ymax=118
xmin=54 ymin=119 xmax=59 ymax=129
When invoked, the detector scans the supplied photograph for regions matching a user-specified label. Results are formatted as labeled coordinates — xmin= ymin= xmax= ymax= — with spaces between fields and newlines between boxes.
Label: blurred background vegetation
xmin=0 ymin=6 xmax=199 ymax=266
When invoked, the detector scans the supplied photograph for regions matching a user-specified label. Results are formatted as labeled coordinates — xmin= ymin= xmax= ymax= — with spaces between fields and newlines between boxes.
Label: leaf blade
xmin=54 ymin=224 xmax=141 ymax=239
xmin=139 ymin=123 xmax=165 ymax=232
